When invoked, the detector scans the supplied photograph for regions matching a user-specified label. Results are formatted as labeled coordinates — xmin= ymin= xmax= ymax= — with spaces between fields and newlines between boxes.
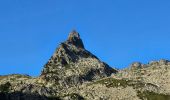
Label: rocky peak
xmin=67 ymin=30 xmax=84 ymax=49
xmin=130 ymin=62 xmax=142 ymax=69
xmin=149 ymin=59 xmax=170 ymax=66
xmin=129 ymin=62 xmax=147 ymax=70
xmin=129 ymin=59 xmax=170 ymax=70
xmin=68 ymin=30 xmax=80 ymax=39
xmin=40 ymin=31 xmax=117 ymax=87
xmin=1 ymin=30 xmax=170 ymax=100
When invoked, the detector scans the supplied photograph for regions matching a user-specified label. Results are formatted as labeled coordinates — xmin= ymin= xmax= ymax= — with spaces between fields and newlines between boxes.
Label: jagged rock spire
xmin=40 ymin=30 xmax=117 ymax=87
xmin=68 ymin=30 xmax=80 ymax=39
xmin=67 ymin=30 xmax=84 ymax=49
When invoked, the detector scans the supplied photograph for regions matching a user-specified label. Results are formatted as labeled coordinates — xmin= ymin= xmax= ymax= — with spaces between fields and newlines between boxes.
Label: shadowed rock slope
xmin=0 ymin=31 xmax=117 ymax=100
xmin=40 ymin=30 xmax=117 ymax=87
xmin=0 ymin=31 xmax=170 ymax=100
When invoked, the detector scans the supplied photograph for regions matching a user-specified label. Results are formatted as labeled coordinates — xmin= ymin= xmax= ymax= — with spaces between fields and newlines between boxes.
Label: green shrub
xmin=0 ymin=82 xmax=11 ymax=92
xmin=137 ymin=91 xmax=170 ymax=100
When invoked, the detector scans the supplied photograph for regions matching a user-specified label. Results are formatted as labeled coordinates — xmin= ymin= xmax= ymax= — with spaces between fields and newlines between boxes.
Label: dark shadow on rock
xmin=0 ymin=92 xmax=61 ymax=100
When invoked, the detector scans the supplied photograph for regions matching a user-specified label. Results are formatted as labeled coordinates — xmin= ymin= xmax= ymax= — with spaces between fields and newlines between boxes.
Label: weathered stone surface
xmin=114 ymin=59 xmax=170 ymax=95
xmin=67 ymin=30 xmax=84 ymax=49
xmin=40 ymin=30 xmax=117 ymax=87
xmin=1 ymin=31 xmax=170 ymax=100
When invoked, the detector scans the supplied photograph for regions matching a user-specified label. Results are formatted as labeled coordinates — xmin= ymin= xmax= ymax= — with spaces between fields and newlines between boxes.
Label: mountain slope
xmin=0 ymin=31 xmax=170 ymax=100
xmin=114 ymin=59 xmax=170 ymax=94
xmin=40 ymin=30 xmax=117 ymax=87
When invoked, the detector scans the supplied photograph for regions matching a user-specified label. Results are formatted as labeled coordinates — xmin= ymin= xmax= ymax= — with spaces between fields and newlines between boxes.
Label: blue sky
xmin=0 ymin=0 xmax=170 ymax=76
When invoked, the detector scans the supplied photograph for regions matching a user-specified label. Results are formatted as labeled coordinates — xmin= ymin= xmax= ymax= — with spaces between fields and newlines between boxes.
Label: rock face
xmin=67 ymin=30 xmax=84 ymax=49
xmin=1 ymin=30 xmax=170 ymax=100
xmin=40 ymin=30 xmax=117 ymax=87
xmin=114 ymin=59 xmax=170 ymax=94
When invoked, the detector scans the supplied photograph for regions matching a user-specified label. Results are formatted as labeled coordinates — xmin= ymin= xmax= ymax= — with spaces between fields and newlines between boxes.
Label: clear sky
xmin=0 ymin=0 xmax=170 ymax=76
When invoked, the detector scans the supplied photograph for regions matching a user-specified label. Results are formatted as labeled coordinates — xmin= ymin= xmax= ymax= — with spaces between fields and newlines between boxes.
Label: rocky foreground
xmin=0 ymin=31 xmax=170 ymax=100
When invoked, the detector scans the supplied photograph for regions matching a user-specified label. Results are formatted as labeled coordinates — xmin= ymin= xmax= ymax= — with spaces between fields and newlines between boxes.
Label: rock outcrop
xmin=114 ymin=59 xmax=170 ymax=95
xmin=0 ymin=31 xmax=170 ymax=100
xmin=40 ymin=30 xmax=117 ymax=87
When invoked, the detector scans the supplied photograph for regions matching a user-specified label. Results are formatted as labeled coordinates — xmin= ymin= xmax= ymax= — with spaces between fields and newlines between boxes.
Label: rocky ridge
xmin=0 ymin=31 xmax=170 ymax=100
xmin=40 ymin=30 xmax=117 ymax=88
xmin=114 ymin=59 xmax=170 ymax=94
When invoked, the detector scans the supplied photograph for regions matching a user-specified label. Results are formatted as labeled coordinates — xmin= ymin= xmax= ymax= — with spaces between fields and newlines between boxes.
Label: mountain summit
xmin=1 ymin=30 xmax=170 ymax=100
xmin=40 ymin=30 xmax=117 ymax=87
xmin=67 ymin=30 xmax=84 ymax=49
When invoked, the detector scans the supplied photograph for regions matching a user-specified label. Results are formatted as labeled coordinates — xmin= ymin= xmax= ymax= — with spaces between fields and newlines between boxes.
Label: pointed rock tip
xmin=68 ymin=30 xmax=80 ymax=39
xmin=67 ymin=30 xmax=85 ymax=48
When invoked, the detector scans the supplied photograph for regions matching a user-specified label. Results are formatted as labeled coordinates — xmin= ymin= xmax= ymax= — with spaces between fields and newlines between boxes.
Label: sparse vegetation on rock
xmin=0 ymin=31 xmax=170 ymax=100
